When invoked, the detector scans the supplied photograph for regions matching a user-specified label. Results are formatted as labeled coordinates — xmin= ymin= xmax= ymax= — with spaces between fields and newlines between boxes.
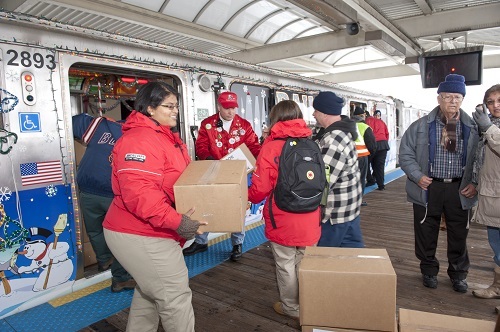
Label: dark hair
xmin=134 ymin=81 xmax=178 ymax=116
xmin=484 ymin=84 xmax=500 ymax=104
xmin=269 ymin=100 xmax=303 ymax=130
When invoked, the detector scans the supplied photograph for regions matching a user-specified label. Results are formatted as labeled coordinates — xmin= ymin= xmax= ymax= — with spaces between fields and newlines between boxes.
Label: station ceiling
xmin=2 ymin=0 xmax=500 ymax=83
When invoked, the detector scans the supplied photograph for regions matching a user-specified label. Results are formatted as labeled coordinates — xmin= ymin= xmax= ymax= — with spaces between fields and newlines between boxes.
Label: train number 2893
xmin=6 ymin=49 xmax=57 ymax=70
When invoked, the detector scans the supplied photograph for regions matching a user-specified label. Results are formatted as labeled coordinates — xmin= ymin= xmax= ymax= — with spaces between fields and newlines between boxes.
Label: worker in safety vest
xmin=352 ymin=107 xmax=376 ymax=206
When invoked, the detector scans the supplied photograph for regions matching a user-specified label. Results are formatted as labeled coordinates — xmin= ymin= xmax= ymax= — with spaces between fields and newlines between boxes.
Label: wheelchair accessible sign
xmin=19 ymin=112 xmax=41 ymax=133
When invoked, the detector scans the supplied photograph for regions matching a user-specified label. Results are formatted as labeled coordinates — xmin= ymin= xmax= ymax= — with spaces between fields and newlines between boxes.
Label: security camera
xmin=346 ymin=23 xmax=359 ymax=36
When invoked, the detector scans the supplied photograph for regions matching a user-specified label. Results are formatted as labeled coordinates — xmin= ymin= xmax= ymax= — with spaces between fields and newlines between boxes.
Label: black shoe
xmin=182 ymin=242 xmax=208 ymax=256
xmin=230 ymin=244 xmax=242 ymax=261
xmin=111 ymin=278 xmax=136 ymax=293
xmin=366 ymin=181 xmax=376 ymax=187
xmin=451 ymin=278 xmax=468 ymax=293
xmin=377 ymin=186 xmax=385 ymax=191
xmin=422 ymin=274 xmax=438 ymax=289
xmin=361 ymin=201 xmax=368 ymax=207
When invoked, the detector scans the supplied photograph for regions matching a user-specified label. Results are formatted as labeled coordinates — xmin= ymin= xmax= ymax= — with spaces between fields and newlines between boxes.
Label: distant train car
xmin=0 ymin=11 xmax=426 ymax=318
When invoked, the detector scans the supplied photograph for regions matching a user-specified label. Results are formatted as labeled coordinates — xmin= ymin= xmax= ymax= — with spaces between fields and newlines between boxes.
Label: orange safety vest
xmin=355 ymin=122 xmax=370 ymax=157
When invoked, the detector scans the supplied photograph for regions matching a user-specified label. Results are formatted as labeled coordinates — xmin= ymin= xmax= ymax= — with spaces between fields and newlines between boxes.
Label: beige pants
xmin=270 ymin=242 xmax=306 ymax=317
xmin=104 ymin=229 xmax=194 ymax=332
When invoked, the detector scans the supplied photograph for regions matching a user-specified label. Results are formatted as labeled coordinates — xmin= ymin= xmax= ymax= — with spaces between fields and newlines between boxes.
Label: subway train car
xmin=0 ymin=11 xmax=426 ymax=319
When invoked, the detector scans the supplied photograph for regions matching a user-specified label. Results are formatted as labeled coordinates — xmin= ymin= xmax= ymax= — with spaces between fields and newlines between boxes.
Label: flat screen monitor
xmin=419 ymin=48 xmax=483 ymax=88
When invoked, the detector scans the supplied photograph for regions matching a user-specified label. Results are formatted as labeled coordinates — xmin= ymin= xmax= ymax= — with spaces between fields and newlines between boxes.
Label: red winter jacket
xmin=196 ymin=113 xmax=261 ymax=160
xmin=103 ymin=111 xmax=191 ymax=246
xmin=248 ymin=119 xmax=321 ymax=247
xmin=365 ymin=116 xmax=389 ymax=142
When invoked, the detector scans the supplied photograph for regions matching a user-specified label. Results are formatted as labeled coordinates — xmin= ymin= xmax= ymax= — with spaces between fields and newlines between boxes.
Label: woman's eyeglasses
xmin=160 ymin=104 xmax=180 ymax=110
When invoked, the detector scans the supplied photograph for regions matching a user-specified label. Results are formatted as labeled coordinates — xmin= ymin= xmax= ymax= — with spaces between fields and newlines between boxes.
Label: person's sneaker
xmin=182 ymin=242 xmax=208 ymax=256
xmin=98 ymin=257 xmax=114 ymax=272
xmin=451 ymin=278 xmax=468 ymax=293
xmin=366 ymin=181 xmax=376 ymax=187
xmin=273 ymin=302 xmax=299 ymax=321
xmin=230 ymin=244 xmax=242 ymax=262
xmin=377 ymin=186 xmax=385 ymax=191
xmin=361 ymin=201 xmax=368 ymax=207
xmin=111 ymin=278 xmax=136 ymax=293
xmin=422 ymin=274 xmax=438 ymax=289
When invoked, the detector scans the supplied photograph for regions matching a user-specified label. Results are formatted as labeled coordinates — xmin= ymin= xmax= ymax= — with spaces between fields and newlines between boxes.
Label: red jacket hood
xmin=266 ymin=119 xmax=312 ymax=142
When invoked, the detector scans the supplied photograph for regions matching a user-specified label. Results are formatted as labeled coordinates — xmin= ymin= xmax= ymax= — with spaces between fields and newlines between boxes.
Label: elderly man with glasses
xmin=399 ymin=74 xmax=479 ymax=293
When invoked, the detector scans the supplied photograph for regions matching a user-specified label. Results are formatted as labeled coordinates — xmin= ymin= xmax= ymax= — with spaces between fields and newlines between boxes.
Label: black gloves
xmin=176 ymin=214 xmax=201 ymax=240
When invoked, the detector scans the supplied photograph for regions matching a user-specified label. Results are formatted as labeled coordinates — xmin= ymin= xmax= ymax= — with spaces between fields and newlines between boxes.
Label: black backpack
xmin=269 ymin=137 xmax=327 ymax=228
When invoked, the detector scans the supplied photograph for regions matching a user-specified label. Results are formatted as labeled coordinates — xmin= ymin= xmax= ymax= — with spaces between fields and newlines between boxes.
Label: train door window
xmin=349 ymin=101 xmax=368 ymax=118
xmin=230 ymin=83 xmax=271 ymax=139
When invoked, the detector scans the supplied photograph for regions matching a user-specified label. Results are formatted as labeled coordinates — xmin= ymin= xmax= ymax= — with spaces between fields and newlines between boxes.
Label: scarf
xmin=472 ymin=117 xmax=500 ymax=184
xmin=440 ymin=111 xmax=459 ymax=152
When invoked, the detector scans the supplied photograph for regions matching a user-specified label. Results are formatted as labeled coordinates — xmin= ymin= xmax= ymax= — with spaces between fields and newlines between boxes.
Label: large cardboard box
xmin=302 ymin=320 xmax=398 ymax=332
xmin=299 ymin=247 xmax=396 ymax=332
xmin=174 ymin=160 xmax=247 ymax=232
xmin=398 ymin=308 xmax=496 ymax=331
xmin=221 ymin=143 xmax=256 ymax=174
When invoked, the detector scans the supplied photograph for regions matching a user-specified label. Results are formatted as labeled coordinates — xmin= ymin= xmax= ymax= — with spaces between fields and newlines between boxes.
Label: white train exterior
xmin=0 ymin=11 xmax=427 ymax=318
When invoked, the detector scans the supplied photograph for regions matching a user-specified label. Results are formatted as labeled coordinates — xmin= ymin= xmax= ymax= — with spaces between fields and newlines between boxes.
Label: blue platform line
xmin=1 ymin=224 xmax=268 ymax=332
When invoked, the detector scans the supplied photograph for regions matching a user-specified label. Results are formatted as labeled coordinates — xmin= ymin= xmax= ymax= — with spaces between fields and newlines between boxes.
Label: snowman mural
xmin=18 ymin=216 xmax=73 ymax=291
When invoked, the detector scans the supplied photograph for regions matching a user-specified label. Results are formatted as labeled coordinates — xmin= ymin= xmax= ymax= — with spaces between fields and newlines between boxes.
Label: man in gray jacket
xmin=399 ymin=74 xmax=479 ymax=293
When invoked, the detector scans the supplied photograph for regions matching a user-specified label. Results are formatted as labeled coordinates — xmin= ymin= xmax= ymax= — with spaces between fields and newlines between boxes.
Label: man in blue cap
xmin=399 ymin=74 xmax=479 ymax=293
xmin=312 ymin=91 xmax=364 ymax=248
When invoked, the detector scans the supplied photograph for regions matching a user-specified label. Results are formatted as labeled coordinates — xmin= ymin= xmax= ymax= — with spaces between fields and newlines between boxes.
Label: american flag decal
xmin=20 ymin=160 xmax=63 ymax=186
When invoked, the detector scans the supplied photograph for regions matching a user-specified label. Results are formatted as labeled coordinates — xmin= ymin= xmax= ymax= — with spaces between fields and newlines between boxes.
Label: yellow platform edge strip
xmin=49 ymin=279 xmax=111 ymax=307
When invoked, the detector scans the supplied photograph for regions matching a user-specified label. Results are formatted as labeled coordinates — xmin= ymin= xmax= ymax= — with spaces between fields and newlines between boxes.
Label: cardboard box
xmin=221 ymin=143 xmax=256 ymax=174
xmin=302 ymin=326 xmax=375 ymax=332
xmin=302 ymin=321 xmax=397 ymax=332
xmin=174 ymin=160 xmax=247 ymax=232
xmin=299 ymin=247 xmax=396 ymax=332
xmin=398 ymin=308 xmax=496 ymax=332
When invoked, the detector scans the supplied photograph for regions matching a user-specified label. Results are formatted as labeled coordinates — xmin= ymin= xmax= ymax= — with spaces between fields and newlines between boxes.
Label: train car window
xmin=230 ymin=83 xmax=271 ymax=140
xmin=349 ymin=102 xmax=368 ymax=118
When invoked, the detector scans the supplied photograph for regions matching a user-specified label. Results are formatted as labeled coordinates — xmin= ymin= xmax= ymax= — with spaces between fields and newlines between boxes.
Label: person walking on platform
xmin=183 ymin=91 xmax=261 ymax=261
xmin=313 ymin=91 xmax=364 ymax=248
xmin=72 ymin=113 xmax=136 ymax=292
xmin=103 ymin=82 xmax=206 ymax=332
xmin=248 ymin=100 xmax=321 ymax=320
xmin=399 ymin=74 xmax=479 ymax=293
xmin=365 ymin=109 xmax=389 ymax=190
xmin=352 ymin=106 xmax=376 ymax=206
xmin=471 ymin=84 xmax=500 ymax=307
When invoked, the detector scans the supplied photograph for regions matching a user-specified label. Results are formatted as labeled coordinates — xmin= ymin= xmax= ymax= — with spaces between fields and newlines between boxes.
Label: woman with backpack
xmin=248 ymin=100 xmax=322 ymax=320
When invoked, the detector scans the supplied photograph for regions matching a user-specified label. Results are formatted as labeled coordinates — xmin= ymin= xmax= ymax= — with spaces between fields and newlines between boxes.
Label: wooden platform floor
xmin=80 ymin=176 xmax=499 ymax=331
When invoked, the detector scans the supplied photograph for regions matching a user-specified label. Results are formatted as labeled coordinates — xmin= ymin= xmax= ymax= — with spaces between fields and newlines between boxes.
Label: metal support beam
xmin=228 ymin=31 xmax=365 ymax=64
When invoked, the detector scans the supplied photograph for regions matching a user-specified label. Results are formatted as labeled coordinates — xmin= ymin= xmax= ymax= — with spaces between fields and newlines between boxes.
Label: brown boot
xmin=472 ymin=266 xmax=500 ymax=299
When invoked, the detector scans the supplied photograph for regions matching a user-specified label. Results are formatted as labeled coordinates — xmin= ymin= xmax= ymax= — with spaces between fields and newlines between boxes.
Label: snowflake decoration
xmin=18 ymin=145 xmax=27 ymax=153
xmin=45 ymin=185 xmax=57 ymax=197
xmin=243 ymin=85 xmax=248 ymax=93
xmin=6 ymin=71 xmax=19 ymax=83
xmin=0 ymin=187 xmax=12 ymax=202
xmin=254 ymin=117 xmax=260 ymax=126
xmin=43 ymin=132 xmax=56 ymax=143
xmin=261 ymin=90 xmax=266 ymax=98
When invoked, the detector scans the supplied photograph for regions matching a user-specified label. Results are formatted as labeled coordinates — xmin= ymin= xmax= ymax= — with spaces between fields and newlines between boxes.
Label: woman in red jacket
xmin=103 ymin=82 xmax=204 ymax=332
xmin=248 ymin=100 xmax=321 ymax=320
